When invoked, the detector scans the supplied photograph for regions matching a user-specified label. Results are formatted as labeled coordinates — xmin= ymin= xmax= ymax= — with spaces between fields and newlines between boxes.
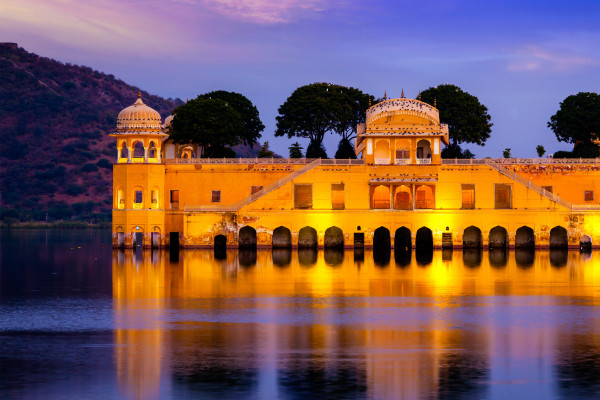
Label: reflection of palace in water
xmin=112 ymin=248 xmax=600 ymax=399
xmin=111 ymin=93 xmax=600 ymax=251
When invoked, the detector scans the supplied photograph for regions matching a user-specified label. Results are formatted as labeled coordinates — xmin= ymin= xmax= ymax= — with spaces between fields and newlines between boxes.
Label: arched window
xmin=116 ymin=187 xmax=124 ymax=209
xmin=133 ymin=141 xmax=145 ymax=159
xmin=148 ymin=141 xmax=157 ymax=159
xmin=133 ymin=186 xmax=144 ymax=209
xmin=416 ymin=139 xmax=431 ymax=164
xmin=371 ymin=185 xmax=390 ymax=209
xmin=415 ymin=185 xmax=435 ymax=209
xmin=151 ymin=187 xmax=159 ymax=209
xmin=394 ymin=185 xmax=412 ymax=210
xmin=374 ymin=140 xmax=390 ymax=164
xmin=120 ymin=142 xmax=128 ymax=160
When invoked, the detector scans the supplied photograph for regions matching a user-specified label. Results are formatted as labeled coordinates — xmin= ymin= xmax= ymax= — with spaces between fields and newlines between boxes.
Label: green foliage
xmin=276 ymin=83 xmax=375 ymax=151
xmin=573 ymin=142 xmax=600 ymax=158
xmin=334 ymin=138 xmax=357 ymax=159
xmin=420 ymin=84 xmax=492 ymax=146
xmin=167 ymin=98 xmax=245 ymax=154
xmin=257 ymin=141 xmax=275 ymax=158
xmin=306 ymin=140 xmax=328 ymax=158
xmin=196 ymin=91 xmax=264 ymax=146
xmin=288 ymin=142 xmax=303 ymax=158
xmin=503 ymin=148 xmax=512 ymax=158
xmin=548 ymin=92 xmax=600 ymax=144
xmin=441 ymin=143 xmax=475 ymax=159
xmin=554 ymin=150 xmax=573 ymax=158
xmin=536 ymin=145 xmax=546 ymax=157
xmin=207 ymin=145 xmax=237 ymax=158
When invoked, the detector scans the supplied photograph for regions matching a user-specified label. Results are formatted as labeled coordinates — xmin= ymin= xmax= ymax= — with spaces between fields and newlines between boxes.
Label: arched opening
xmin=373 ymin=227 xmax=391 ymax=249
xmin=272 ymin=226 xmax=292 ymax=248
xmin=515 ymin=226 xmax=535 ymax=248
xmin=374 ymin=140 xmax=390 ymax=164
xmin=132 ymin=186 xmax=144 ymax=209
xmin=324 ymin=226 xmax=344 ymax=249
xmin=416 ymin=227 xmax=433 ymax=250
xmin=416 ymin=248 xmax=433 ymax=266
xmin=394 ymin=139 xmax=411 ymax=164
xmin=394 ymin=227 xmax=412 ymax=251
xmin=394 ymin=185 xmax=412 ymax=210
xmin=151 ymin=187 xmax=159 ymax=209
xmin=298 ymin=226 xmax=318 ymax=248
xmin=415 ymin=185 xmax=435 ymax=209
xmin=580 ymin=235 xmax=592 ymax=251
xmin=120 ymin=142 xmax=128 ymax=160
xmin=238 ymin=226 xmax=257 ymax=249
xmin=395 ymin=249 xmax=411 ymax=267
xmin=416 ymin=139 xmax=431 ymax=162
xmin=272 ymin=248 xmax=292 ymax=267
xmin=214 ymin=234 xmax=227 ymax=260
xmin=133 ymin=141 xmax=145 ymax=158
xmin=116 ymin=187 xmax=124 ymax=209
xmin=489 ymin=226 xmax=508 ymax=249
xmin=371 ymin=185 xmax=390 ymax=209
xmin=148 ymin=141 xmax=157 ymax=158
xmin=549 ymin=226 xmax=568 ymax=249
xmin=179 ymin=146 xmax=194 ymax=159
xmin=463 ymin=226 xmax=482 ymax=248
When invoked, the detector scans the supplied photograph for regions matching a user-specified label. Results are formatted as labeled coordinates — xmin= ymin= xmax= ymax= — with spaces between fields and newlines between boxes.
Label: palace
xmin=111 ymin=94 xmax=600 ymax=250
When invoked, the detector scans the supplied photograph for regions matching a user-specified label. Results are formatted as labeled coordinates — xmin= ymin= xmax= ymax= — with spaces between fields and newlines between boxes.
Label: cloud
xmin=199 ymin=0 xmax=333 ymax=24
xmin=507 ymin=45 xmax=596 ymax=72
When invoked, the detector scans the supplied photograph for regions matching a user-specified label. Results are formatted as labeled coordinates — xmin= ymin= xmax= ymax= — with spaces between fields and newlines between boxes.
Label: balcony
xmin=375 ymin=158 xmax=390 ymax=165
xmin=395 ymin=159 xmax=410 ymax=165
xmin=416 ymin=158 xmax=431 ymax=165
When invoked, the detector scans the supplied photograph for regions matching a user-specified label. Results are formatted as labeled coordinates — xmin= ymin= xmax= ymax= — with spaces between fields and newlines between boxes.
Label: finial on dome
xmin=138 ymin=90 xmax=141 ymax=99
xmin=384 ymin=90 xmax=387 ymax=100
xmin=434 ymin=97 xmax=437 ymax=108
xmin=368 ymin=97 xmax=371 ymax=107
xmin=401 ymin=88 xmax=404 ymax=98
xmin=418 ymin=91 xmax=421 ymax=101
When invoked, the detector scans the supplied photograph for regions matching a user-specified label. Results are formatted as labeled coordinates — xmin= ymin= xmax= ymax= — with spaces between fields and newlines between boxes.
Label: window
xmin=294 ymin=184 xmax=312 ymax=209
xmin=415 ymin=185 xmax=435 ymax=209
xmin=542 ymin=186 xmax=553 ymax=193
xmin=461 ymin=184 xmax=475 ymax=209
xmin=251 ymin=186 xmax=263 ymax=195
xmin=331 ymin=183 xmax=345 ymax=210
xmin=170 ymin=190 xmax=179 ymax=210
xmin=117 ymin=188 xmax=124 ymax=209
xmin=133 ymin=190 xmax=143 ymax=209
xmin=395 ymin=149 xmax=410 ymax=159
xmin=585 ymin=190 xmax=594 ymax=202
xmin=151 ymin=189 xmax=159 ymax=209
xmin=212 ymin=190 xmax=221 ymax=203
xmin=495 ymin=184 xmax=512 ymax=209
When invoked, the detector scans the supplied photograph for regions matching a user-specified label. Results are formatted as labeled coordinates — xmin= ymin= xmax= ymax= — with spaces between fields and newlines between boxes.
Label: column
xmin=144 ymin=147 xmax=149 ymax=163
xmin=127 ymin=148 xmax=132 ymax=163
xmin=116 ymin=148 xmax=121 ymax=162
xmin=412 ymin=185 xmax=416 ymax=209
xmin=390 ymin=185 xmax=394 ymax=209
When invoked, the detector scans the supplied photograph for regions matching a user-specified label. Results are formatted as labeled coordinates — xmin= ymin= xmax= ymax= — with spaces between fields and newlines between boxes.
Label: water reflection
xmin=515 ymin=248 xmax=535 ymax=268
xmin=416 ymin=248 xmax=433 ymax=266
xmin=373 ymin=246 xmax=391 ymax=267
xmin=6 ymin=230 xmax=600 ymax=399
xmin=463 ymin=248 xmax=482 ymax=268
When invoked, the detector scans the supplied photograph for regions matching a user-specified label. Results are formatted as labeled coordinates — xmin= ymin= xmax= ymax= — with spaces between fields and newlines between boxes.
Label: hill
xmin=0 ymin=44 xmax=260 ymax=223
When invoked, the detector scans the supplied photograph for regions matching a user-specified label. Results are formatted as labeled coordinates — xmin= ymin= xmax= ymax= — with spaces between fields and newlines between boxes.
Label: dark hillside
xmin=0 ymin=44 xmax=259 ymax=223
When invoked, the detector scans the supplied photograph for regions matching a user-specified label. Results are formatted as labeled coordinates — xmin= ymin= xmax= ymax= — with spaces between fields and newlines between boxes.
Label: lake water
xmin=2 ymin=229 xmax=600 ymax=399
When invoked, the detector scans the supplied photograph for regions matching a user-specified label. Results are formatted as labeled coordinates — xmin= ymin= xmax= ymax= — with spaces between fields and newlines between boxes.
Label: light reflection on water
xmin=3 ymin=230 xmax=600 ymax=399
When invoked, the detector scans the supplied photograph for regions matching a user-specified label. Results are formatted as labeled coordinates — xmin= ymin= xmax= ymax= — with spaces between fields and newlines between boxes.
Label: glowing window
xmin=212 ymin=190 xmax=221 ymax=203
xmin=294 ymin=184 xmax=312 ymax=209
xmin=170 ymin=190 xmax=179 ymax=210
xmin=331 ymin=183 xmax=345 ymax=210
xmin=495 ymin=184 xmax=512 ymax=209
xmin=461 ymin=184 xmax=475 ymax=209
xmin=585 ymin=191 xmax=594 ymax=202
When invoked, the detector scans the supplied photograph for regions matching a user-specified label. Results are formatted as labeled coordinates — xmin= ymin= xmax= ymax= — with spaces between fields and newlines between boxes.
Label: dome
xmin=163 ymin=114 xmax=174 ymax=129
xmin=116 ymin=95 xmax=163 ymax=133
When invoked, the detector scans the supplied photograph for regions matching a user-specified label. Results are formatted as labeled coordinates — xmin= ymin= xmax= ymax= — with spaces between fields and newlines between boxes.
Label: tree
xmin=288 ymin=142 xmax=303 ymax=158
xmin=197 ymin=90 xmax=264 ymax=147
xmin=167 ymin=98 xmax=244 ymax=157
xmin=503 ymin=148 xmax=512 ymax=158
xmin=536 ymin=145 xmax=546 ymax=157
xmin=335 ymin=138 xmax=357 ymax=159
xmin=441 ymin=143 xmax=474 ymax=159
xmin=420 ymin=84 xmax=492 ymax=155
xmin=275 ymin=83 xmax=374 ymax=156
xmin=306 ymin=141 xmax=328 ymax=159
xmin=257 ymin=141 xmax=275 ymax=158
xmin=548 ymin=92 xmax=600 ymax=144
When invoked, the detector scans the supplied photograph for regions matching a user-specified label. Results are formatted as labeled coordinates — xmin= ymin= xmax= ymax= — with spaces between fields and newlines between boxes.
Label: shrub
xmin=82 ymin=163 xmax=98 ymax=172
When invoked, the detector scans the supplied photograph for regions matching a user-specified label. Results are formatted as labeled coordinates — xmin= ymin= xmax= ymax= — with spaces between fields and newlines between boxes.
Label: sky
xmin=2 ymin=0 xmax=600 ymax=157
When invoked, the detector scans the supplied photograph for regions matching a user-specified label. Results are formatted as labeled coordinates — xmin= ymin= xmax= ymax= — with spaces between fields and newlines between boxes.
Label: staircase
xmin=185 ymin=158 xmax=322 ymax=212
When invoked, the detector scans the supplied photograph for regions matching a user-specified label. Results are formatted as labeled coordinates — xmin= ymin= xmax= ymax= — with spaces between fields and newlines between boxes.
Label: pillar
xmin=127 ymin=148 xmax=132 ymax=163
xmin=144 ymin=147 xmax=148 ymax=162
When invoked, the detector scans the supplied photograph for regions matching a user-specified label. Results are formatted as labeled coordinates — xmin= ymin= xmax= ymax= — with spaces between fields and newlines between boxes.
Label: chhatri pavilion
xmin=110 ymin=93 xmax=600 ymax=250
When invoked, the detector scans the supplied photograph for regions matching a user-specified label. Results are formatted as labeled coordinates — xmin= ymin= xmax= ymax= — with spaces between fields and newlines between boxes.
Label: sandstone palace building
xmin=110 ymin=94 xmax=600 ymax=250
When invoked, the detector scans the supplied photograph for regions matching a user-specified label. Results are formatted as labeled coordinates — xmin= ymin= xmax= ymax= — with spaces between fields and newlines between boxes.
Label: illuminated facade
xmin=111 ymin=94 xmax=600 ymax=249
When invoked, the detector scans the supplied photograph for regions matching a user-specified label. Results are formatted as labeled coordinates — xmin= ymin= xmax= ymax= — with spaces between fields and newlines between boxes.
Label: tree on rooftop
xmin=420 ymin=84 xmax=492 ymax=158
xmin=536 ymin=145 xmax=546 ymax=157
xmin=288 ymin=142 xmax=303 ymax=158
xmin=548 ymin=92 xmax=600 ymax=145
xmin=257 ymin=141 xmax=275 ymax=158
xmin=275 ymin=82 xmax=375 ymax=158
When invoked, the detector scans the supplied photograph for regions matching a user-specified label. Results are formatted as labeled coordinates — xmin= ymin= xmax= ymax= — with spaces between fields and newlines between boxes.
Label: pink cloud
xmin=197 ymin=0 xmax=333 ymax=24
xmin=508 ymin=45 xmax=596 ymax=72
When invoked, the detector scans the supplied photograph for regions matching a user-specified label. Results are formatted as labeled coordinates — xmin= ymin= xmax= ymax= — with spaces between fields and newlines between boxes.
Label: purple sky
xmin=2 ymin=0 xmax=600 ymax=157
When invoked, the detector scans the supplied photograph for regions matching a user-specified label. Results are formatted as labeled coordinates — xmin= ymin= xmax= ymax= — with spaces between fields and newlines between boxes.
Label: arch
xmin=374 ymin=140 xmax=390 ymax=164
xmin=580 ymin=234 xmax=592 ymax=251
xmin=116 ymin=226 xmax=124 ymax=232
xmin=416 ymin=248 xmax=433 ymax=266
xmin=394 ymin=249 xmax=411 ymax=267
xmin=372 ymin=185 xmax=390 ymax=209
xmin=549 ymin=226 xmax=568 ymax=249
xmin=515 ymin=226 xmax=535 ymax=248
xmin=298 ymin=226 xmax=318 ymax=248
xmin=133 ymin=141 xmax=145 ymax=158
xmin=238 ymin=226 xmax=257 ymax=248
xmin=489 ymin=226 xmax=508 ymax=249
xmin=179 ymin=145 xmax=194 ymax=159
xmin=373 ymin=227 xmax=391 ymax=249
xmin=394 ymin=227 xmax=412 ymax=251
xmin=415 ymin=185 xmax=434 ymax=209
xmin=416 ymin=139 xmax=431 ymax=160
xmin=214 ymin=234 xmax=227 ymax=248
xmin=272 ymin=226 xmax=292 ymax=248
xmin=394 ymin=185 xmax=412 ymax=210
xmin=148 ymin=141 xmax=157 ymax=158
xmin=151 ymin=187 xmax=159 ymax=209
xmin=132 ymin=186 xmax=144 ymax=208
xmin=324 ymin=226 xmax=344 ymax=249
xmin=120 ymin=142 xmax=128 ymax=159
xmin=463 ymin=226 xmax=482 ymax=248
xmin=416 ymin=227 xmax=433 ymax=250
